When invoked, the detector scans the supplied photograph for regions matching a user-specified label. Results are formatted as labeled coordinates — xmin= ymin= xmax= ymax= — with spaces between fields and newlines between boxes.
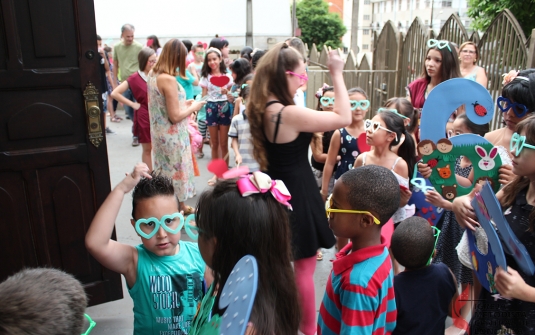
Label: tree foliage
xmin=467 ymin=0 xmax=535 ymax=36
xmin=295 ymin=0 xmax=347 ymax=50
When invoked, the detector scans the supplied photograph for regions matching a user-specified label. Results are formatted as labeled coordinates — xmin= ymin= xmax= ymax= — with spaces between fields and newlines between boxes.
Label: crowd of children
xmin=6 ymin=31 xmax=535 ymax=335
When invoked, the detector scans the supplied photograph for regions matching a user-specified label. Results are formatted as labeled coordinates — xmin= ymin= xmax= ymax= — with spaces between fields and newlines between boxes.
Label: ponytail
xmin=398 ymin=130 xmax=417 ymax=179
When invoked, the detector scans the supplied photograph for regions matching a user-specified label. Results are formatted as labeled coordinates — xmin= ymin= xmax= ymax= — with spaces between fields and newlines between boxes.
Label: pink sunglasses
xmin=286 ymin=71 xmax=308 ymax=85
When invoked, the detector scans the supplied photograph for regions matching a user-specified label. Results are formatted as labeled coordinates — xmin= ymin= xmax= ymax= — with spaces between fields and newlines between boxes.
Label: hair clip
xmin=315 ymin=83 xmax=330 ymax=99
xmin=427 ymin=39 xmax=451 ymax=52
xmin=237 ymin=171 xmax=293 ymax=210
xmin=241 ymin=83 xmax=248 ymax=89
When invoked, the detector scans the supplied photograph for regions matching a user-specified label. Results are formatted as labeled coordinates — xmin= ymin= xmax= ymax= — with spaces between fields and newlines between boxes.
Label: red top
xmin=126 ymin=72 xmax=148 ymax=115
xmin=406 ymin=77 xmax=429 ymax=109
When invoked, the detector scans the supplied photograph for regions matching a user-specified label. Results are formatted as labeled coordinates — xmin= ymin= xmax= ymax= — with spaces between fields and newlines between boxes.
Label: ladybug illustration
xmin=427 ymin=158 xmax=439 ymax=168
xmin=473 ymin=101 xmax=487 ymax=116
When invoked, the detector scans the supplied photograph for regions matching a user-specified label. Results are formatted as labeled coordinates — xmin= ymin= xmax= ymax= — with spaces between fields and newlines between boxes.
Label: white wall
xmin=94 ymin=0 xmax=291 ymax=50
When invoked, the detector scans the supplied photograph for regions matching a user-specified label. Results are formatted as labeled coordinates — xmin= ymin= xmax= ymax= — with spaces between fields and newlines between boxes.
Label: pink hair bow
xmin=315 ymin=83 xmax=330 ymax=98
xmin=237 ymin=171 xmax=293 ymax=210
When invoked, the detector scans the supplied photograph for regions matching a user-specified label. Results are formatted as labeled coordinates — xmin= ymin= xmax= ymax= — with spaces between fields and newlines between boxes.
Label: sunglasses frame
xmin=510 ymin=132 xmax=535 ymax=157
xmin=364 ymin=119 xmax=398 ymax=142
xmin=82 ymin=314 xmax=96 ymax=335
xmin=497 ymin=96 xmax=529 ymax=118
xmin=350 ymin=99 xmax=370 ymax=111
xmin=377 ymin=107 xmax=409 ymax=120
xmin=427 ymin=39 xmax=452 ymax=52
xmin=320 ymin=96 xmax=335 ymax=107
xmin=286 ymin=71 xmax=308 ymax=85
xmin=426 ymin=226 xmax=441 ymax=266
xmin=134 ymin=212 xmax=200 ymax=240
xmin=325 ymin=194 xmax=381 ymax=224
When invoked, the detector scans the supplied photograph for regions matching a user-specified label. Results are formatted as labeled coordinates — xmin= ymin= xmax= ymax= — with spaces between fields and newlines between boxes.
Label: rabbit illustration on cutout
xmin=475 ymin=145 xmax=498 ymax=171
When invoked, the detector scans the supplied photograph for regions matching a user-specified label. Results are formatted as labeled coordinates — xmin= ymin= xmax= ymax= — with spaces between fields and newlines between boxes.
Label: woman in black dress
xmin=247 ymin=42 xmax=351 ymax=335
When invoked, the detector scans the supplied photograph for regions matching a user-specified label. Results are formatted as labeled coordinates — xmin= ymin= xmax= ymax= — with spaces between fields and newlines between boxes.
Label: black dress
xmin=469 ymin=186 xmax=535 ymax=334
xmin=264 ymin=102 xmax=336 ymax=260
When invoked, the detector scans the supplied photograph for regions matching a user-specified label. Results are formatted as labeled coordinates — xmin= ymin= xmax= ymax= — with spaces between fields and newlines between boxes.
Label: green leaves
xmin=296 ymin=0 xmax=347 ymax=50
xmin=467 ymin=0 xmax=535 ymax=35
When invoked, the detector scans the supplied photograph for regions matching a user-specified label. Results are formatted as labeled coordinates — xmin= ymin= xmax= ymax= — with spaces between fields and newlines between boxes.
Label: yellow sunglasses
xmin=325 ymin=194 xmax=381 ymax=224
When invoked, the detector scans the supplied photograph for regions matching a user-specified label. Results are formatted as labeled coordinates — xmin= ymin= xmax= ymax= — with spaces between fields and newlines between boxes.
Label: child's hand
xmin=498 ymin=164 xmax=515 ymax=185
xmin=221 ymin=88 xmax=228 ymax=95
xmin=132 ymin=102 xmax=141 ymax=110
xmin=190 ymin=100 xmax=206 ymax=112
xmin=400 ymin=188 xmax=412 ymax=207
xmin=425 ymin=189 xmax=446 ymax=208
xmin=327 ymin=50 xmax=344 ymax=74
xmin=117 ymin=163 xmax=151 ymax=194
xmin=227 ymin=92 xmax=235 ymax=103
xmin=235 ymin=154 xmax=242 ymax=165
xmin=418 ymin=162 xmax=432 ymax=179
xmin=452 ymin=186 xmax=481 ymax=231
xmin=495 ymin=266 xmax=527 ymax=300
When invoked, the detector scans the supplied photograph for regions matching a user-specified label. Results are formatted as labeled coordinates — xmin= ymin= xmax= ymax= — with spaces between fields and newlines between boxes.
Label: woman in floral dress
xmin=147 ymin=39 xmax=206 ymax=213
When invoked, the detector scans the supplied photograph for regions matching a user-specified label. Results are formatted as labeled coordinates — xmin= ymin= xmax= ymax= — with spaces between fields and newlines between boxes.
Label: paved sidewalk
xmin=86 ymin=111 xmax=336 ymax=334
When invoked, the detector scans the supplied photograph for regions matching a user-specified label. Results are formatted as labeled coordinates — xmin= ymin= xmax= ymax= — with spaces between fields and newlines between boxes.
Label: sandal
xmin=182 ymin=205 xmax=195 ymax=215
xmin=111 ymin=116 xmax=122 ymax=123
xmin=317 ymin=251 xmax=323 ymax=261
xmin=197 ymin=152 xmax=204 ymax=159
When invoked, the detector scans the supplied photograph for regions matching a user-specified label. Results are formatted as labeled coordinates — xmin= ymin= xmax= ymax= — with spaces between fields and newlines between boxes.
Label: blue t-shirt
xmin=128 ymin=241 xmax=206 ymax=334
xmin=393 ymin=263 xmax=456 ymax=335
xmin=176 ymin=69 xmax=196 ymax=100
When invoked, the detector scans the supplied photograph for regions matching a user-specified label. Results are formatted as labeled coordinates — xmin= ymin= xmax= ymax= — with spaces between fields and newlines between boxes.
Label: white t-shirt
xmin=293 ymin=88 xmax=305 ymax=107
xmin=199 ymin=73 xmax=234 ymax=102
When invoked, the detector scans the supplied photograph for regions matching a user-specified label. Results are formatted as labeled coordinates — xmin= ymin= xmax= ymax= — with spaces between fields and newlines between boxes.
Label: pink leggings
xmin=294 ymin=255 xmax=317 ymax=335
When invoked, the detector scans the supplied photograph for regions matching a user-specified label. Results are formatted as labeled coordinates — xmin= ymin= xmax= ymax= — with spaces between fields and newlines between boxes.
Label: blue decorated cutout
xmin=408 ymin=170 xmax=444 ymax=226
xmin=219 ymin=255 xmax=258 ymax=335
xmin=416 ymin=78 xmax=502 ymax=199
xmin=477 ymin=182 xmax=535 ymax=275
xmin=469 ymin=189 xmax=504 ymax=294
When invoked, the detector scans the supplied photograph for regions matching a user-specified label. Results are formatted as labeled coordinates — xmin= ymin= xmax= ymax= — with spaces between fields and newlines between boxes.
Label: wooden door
xmin=0 ymin=0 xmax=122 ymax=306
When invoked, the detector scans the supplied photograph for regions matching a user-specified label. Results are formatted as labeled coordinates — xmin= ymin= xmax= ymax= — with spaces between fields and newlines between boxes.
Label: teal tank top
xmin=128 ymin=241 xmax=205 ymax=334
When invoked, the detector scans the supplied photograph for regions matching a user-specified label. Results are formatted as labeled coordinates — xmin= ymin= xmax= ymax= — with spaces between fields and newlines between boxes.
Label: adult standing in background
xmin=459 ymin=41 xmax=488 ymax=88
xmin=113 ymin=23 xmax=143 ymax=146
xmin=147 ymin=39 xmax=205 ymax=214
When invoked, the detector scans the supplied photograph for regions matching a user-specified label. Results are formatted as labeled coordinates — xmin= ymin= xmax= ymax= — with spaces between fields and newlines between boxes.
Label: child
xmin=380 ymin=97 xmax=419 ymax=150
xmin=190 ymin=173 xmax=300 ymax=335
xmin=318 ymin=166 xmax=400 ymax=335
xmin=228 ymin=85 xmax=259 ymax=172
xmin=187 ymin=44 xmax=205 ymax=99
xmin=0 ymin=268 xmax=88 ymax=335
xmin=233 ymin=73 xmax=254 ymax=117
xmin=355 ymin=111 xmax=416 ymax=225
xmin=321 ymin=87 xmax=368 ymax=194
xmin=85 ymin=163 xmax=208 ymax=334
xmin=312 ymin=85 xmax=335 ymax=191
xmin=199 ymin=48 xmax=234 ymax=185
xmin=452 ymin=115 xmax=535 ymax=334
xmin=391 ymin=216 xmax=457 ymax=335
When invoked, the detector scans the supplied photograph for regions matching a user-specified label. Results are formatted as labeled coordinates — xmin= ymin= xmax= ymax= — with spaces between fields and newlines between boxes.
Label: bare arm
xmin=233 ymin=98 xmax=242 ymax=117
xmin=113 ymin=59 xmax=119 ymax=83
xmin=393 ymin=159 xmax=412 ymax=207
xmin=320 ymin=131 xmax=341 ymax=198
xmin=111 ymin=81 xmax=140 ymax=110
xmin=187 ymin=68 xmax=199 ymax=86
xmin=311 ymin=134 xmax=327 ymax=163
xmin=476 ymin=66 xmax=488 ymax=88
xmin=85 ymin=163 xmax=152 ymax=287
xmin=158 ymin=74 xmax=205 ymax=124
xmin=231 ymin=137 xmax=242 ymax=165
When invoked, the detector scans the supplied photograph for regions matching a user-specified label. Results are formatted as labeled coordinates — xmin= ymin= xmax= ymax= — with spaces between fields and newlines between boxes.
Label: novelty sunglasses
xmin=286 ymin=71 xmax=308 ymax=85
xmin=510 ymin=132 xmax=535 ymax=157
xmin=325 ymin=194 xmax=381 ymax=224
xmin=364 ymin=119 xmax=398 ymax=142
xmin=497 ymin=96 xmax=529 ymax=118
xmin=377 ymin=108 xmax=409 ymax=120
xmin=427 ymin=39 xmax=452 ymax=52
xmin=426 ymin=226 xmax=441 ymax=266
xmin=135 ymin=212 xmax=200 ymax=240
xmin=81 ymin=314 xmax=96 ymax=335
xmin=319 ymin=97 xmax=370 ymax=111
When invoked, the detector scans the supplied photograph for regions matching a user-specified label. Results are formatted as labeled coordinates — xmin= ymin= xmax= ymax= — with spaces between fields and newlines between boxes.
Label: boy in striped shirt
xmin=318 ymin=166 xmax=399 ymax=335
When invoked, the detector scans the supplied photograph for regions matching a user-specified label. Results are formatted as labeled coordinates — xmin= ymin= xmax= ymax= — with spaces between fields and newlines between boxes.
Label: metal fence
xmin=306 ymin=9 xmax=535 ymax=130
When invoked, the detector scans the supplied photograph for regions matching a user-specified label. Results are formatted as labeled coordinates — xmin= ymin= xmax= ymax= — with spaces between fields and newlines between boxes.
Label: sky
xmin=94 ymin=0 xmax=291 ymax=46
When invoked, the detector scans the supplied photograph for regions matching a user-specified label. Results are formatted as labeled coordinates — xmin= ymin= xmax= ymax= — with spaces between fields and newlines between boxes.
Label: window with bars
xmin=364 ymin=0 xmax=370 ymax=4
xmin=399 ymin=0 xmax=402 ymax=10
xmin=363 ymin=44 xmax=369 ymax=50
xmin=364 ymin=14 xmax=370 ymax=20
xmin=415 ymin=0 xmax=420 ymax=9
xmin=363 ymin=29 xmax=370 ymax=35
xmin=441 ymin=1 xmax=452 ymax=7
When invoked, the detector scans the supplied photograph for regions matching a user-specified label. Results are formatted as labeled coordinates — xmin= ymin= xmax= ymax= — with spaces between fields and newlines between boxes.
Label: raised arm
xmin=85 ymin=163 xmax=152 ymax=287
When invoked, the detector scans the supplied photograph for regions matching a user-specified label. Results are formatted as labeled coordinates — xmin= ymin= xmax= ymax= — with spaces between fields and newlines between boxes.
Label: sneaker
xmin=105 ymin=127 xmax=115 ymax=134
xmin=132 ymin=137 xmax=140 ymax=146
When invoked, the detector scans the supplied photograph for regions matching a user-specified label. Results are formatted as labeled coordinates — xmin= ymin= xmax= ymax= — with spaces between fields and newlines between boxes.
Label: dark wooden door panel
xmin=0 ymin=172 xmax=38 ymax=280
xmin=0 ymin=0 xmax=123 ymax=306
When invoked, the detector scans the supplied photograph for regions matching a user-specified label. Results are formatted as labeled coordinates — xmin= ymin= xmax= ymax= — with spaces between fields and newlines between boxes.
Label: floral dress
xmin=147 ymin=73 xmax=195 ymax=201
